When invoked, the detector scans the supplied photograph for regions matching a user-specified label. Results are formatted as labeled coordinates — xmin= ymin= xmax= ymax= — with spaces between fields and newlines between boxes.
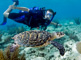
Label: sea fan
xmin=0 ymin=46 xmax=26 ymax=60
xmin=74 ymin=18 xmax=80 ymax=25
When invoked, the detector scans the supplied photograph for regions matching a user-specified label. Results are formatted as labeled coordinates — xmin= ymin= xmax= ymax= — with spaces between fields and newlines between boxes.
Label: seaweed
xmin=0 ymin=50 xmax=5 ymax=60
xmin=0 ymin=46 xmax=26 ymax=60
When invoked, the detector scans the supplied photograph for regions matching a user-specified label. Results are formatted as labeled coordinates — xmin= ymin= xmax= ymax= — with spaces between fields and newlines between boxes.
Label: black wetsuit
xmin=8 ymin=9 xmax=49 ymax=28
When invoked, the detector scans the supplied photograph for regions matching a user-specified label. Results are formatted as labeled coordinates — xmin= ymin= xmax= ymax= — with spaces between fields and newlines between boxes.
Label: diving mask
xmin=44 ymin=10 xmax=53 ymax=20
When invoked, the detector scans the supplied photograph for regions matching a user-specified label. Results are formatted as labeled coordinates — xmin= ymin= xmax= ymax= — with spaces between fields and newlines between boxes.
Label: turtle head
xmin=52 ymin=32 xmax=65 ymax=39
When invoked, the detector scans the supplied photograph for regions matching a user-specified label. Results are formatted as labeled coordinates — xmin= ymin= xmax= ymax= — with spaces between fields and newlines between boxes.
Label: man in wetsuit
xmin=3 ymin=0 xmax=61 ymax=30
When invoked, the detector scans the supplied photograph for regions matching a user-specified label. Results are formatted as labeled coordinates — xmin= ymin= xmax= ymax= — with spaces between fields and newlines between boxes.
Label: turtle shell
xmin=13 ymin=30 xmax=54 ymax=47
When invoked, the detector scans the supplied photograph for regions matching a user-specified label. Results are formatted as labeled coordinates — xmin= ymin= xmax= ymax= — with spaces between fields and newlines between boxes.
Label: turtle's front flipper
xmin=50 ymin=41 xmax=65 ymax=56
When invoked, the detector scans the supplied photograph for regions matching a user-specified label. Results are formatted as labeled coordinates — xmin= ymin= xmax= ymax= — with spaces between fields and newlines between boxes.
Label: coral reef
xmin=0 ymin=25 xmax=26 ymax=49
xmin=32 ymin=57 xmax=46 ymax=60
xmin=0 ymin=33 xmax=14 ymax=49
xmin=53 ymin=19 xmax=60 ymax=28
xmin=63 ymin=26 xmax=80 ymax=41
xmin=74 ymin=17 xmax=81 ymax=25
xmin=0 ymin=34 xmax=2 ymax=42
xmin=20 ymin=36 xmax=79 ymax=60
xmin=7 ymin=24 xmax=26 ymax=34
xmin=76 ymin=41 xmax=81 ymax=54
xmin=75 ymin=55 xmax=81 ymax=60
xmin=0 ymin=46 xmax=26 ymax=60
xmin=1 ymin=33 xmax=12 ymax=43
xmin=1 ymin=18 xmax=81 ymax=60
xmin=19 ymin=24 xmax=81 ymax=60
xmin=0 ymin=29 xmax=4 ymax=42
xmin=16 ymin=26 xmax=26 ymax=34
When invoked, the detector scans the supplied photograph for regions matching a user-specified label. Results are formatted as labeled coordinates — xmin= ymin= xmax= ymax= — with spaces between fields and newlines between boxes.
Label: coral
xmin=53 ymin=19 xmax=60 ymax=24
xmin=0 ymin=29 xmax=4 ymax=42
xmin=74 ymin=17 xmax=80 ymax=25
xmin=7 ymin=24 xmax=17 ymax=30
xmin=0 ymin=46 xmax=26 ymax=60
xmin=16 ymin=26 xmax=25 ymax=34
xmin=0 ymin=50 xmax=5 ymax=60
xmin=0 ymin=34 xmax=2 ymax=41
xmin=53 ymin=19 xmax=60 ymax=28
xmin=66 ymin=31 xmax=79 ymax=41
xmin=64 ymin=27 xmax=79 ymax=41
xmin=7 ymin=25 xmax=25 ymax=34
xmin=1 ymin=33 xmax=12 ymax=44
xmin=76 ymin=41 xmax=81 ymax=54
xmin=75 ymin=55 xmax=81 ymax=60
xmin=32 ymin=57 xmax=46 ymax=60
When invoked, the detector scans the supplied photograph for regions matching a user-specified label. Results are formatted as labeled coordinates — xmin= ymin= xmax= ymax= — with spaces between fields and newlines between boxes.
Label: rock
xmin=76 ymin=41 xmax=81 ymax=54
xmin=31 ymin=57 xmax=46 ymax=60
xmin=69 ymin=22 xmax=74 ymax=25
xmin=46 ymin=26 xmax=55 ymax=32
xmin=75 ymin=55 xmax=81 ymax=60
xmin=76 ymin=33 xmax=81 ymax=41
xmin=1 ymin=33 xmax=12 ymax=43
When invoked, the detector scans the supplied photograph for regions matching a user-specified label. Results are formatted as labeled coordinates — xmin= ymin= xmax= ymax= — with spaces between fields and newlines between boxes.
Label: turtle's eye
xmin=60 ymin=32 xmax=64 ymax=35
xmin=60 ymin=32 xmax=62 ymax=35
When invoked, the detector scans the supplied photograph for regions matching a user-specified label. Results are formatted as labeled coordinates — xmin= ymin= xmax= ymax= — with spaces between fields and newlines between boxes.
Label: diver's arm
xmin=12 ymin=6 xmax=30 ymax=12
xmin=50 ymin=22 xmax=62 ymax=27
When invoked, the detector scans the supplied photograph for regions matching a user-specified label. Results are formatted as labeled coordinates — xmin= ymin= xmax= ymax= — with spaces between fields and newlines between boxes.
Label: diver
xmin=2 ymin=0 xmax=62 ymax=30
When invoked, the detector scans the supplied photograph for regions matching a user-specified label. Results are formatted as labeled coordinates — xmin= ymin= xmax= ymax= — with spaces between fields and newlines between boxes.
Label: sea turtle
xmin=10 ymin=30 xmax=65 ymax=56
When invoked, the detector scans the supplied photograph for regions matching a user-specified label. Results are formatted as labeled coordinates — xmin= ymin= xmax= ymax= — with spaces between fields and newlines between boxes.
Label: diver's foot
xmin=12 ymin=0 xmax=19 ymax=5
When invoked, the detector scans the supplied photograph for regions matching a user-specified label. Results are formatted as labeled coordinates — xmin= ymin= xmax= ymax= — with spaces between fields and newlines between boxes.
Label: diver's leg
xmin=3 ymin=2 xmax=16 ymax=18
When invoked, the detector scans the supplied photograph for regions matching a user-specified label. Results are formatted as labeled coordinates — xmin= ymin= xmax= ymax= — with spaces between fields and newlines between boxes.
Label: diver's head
xmin=44 ymin=9 xmax=56 ymax=20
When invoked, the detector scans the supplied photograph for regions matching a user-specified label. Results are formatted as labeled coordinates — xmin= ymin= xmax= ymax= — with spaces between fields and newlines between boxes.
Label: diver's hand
xmin=50 ymin=22 xmax=62 ymax=27
xmin=9 ymin=5 xmax=16 ymax=9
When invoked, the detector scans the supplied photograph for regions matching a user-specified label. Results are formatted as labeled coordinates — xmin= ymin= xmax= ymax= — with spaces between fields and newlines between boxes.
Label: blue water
xmin=0 ymin=0 xmax=81 ymax=29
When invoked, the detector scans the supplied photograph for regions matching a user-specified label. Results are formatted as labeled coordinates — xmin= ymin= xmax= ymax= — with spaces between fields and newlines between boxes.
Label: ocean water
xmin=0 ymin=0 xmax=81 ymax=26
xmin=0 ymin=0 xmax=81 ymax=60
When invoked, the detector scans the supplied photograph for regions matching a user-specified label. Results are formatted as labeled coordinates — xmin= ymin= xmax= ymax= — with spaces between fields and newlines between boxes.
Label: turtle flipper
xmin=50 ymin=41 xmax=65 ymax=56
